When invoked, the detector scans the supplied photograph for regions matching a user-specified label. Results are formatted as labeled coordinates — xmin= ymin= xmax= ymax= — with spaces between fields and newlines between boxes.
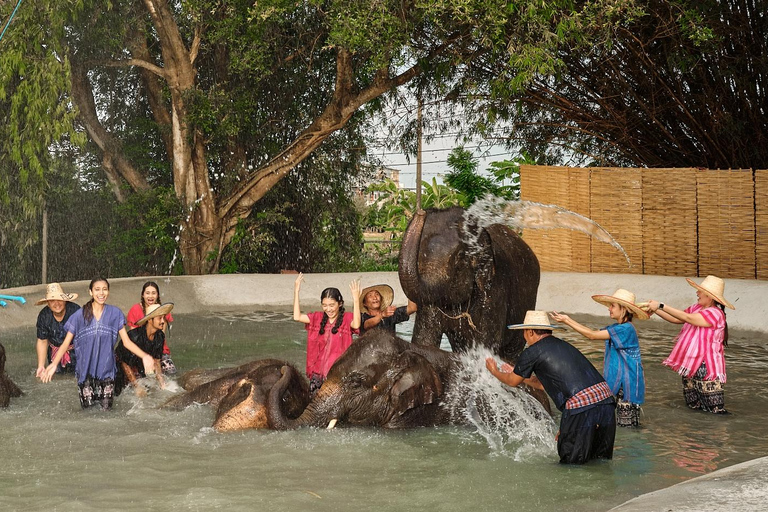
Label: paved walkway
xmin=609 ymin=456 xmax=768 ymax=511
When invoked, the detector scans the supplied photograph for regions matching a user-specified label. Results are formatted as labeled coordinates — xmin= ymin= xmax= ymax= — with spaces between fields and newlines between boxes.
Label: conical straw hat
xmin=686 ymin=276 xmax=734 ymax=310
xmin=592 ymin=289 xmax=650 ymax=320
xmin=35 ymin=283 xmax=78 ymax=306
xmin=507 ymin=310 xmax=565 ymax=330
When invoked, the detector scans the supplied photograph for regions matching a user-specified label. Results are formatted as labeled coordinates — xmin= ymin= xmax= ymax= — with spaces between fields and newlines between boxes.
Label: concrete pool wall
xmin=1 ymin=271 xmax=765 ymax=334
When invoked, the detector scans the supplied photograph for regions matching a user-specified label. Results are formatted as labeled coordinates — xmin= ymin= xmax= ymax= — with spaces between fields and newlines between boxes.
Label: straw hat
xmin=686 ymin=276 xmax=735 ymax=310
xmin=136 ymin=303 xmax=174 ymax=326
xmin=507 ymin=310 xmax=565 ymax=330
xmin=360 ymin=284 xmax=394 ymax=313
xmin=35 ymin=283 xmax=79 ymax=305
xmin=592 ymin=289 xmax=650 ymax=320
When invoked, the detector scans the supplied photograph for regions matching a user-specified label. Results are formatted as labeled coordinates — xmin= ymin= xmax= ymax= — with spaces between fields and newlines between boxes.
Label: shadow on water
xmin=1 ymin=310 xmax=767 ymax=511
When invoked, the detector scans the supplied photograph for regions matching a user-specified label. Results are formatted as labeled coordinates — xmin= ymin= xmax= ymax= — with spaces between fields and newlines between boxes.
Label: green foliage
xmin=444 ymin=147 xmax=531 ymax=205
xmin=364 ymin=177 xmax=463 ymax=237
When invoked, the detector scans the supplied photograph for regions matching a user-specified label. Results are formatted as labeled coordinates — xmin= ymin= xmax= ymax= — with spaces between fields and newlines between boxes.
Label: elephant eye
xmin=343 ymin=371 xmax=371 ymax=388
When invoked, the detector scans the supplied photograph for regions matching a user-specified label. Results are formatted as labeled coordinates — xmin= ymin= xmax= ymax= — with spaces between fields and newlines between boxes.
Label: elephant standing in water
xmin=0 ymin=343 xmax=23 ymax=407
xmin=399 ymin=207 xmax=540 ymax=361
xmin=267 ymin=330 xmax=550 ymax=430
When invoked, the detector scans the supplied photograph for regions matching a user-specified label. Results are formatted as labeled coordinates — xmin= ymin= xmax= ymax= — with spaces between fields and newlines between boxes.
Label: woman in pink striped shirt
xmin=647 ymin=275 xmax=734 ymax=414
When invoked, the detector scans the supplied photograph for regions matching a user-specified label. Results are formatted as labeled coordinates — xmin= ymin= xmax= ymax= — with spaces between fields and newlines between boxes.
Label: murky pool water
xmin=1 ymin=310 xmax=766 ymax=512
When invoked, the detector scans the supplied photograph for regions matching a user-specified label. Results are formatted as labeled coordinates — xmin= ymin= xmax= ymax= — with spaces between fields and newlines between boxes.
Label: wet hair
xmin=615 ymin=304 xmax=633 ymax=324
xmin=531 ymin=328 xmax=554 ymax=336
xmin=83 ymin=277 xmax=109 ymax=324
xmin=318 ymin=287 xmax=345 ymax=335
xmin=715 ymin=302 xmax=730 ymax=347
xmin=140 ymin=281 xmax=162 ymax=312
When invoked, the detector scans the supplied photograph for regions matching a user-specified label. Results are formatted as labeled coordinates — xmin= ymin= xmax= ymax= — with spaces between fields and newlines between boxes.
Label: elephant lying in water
xmin=265 ymin=330 xmax=551 ymax=430
xmin=162 ymin=358 xmax=309 ymax=432
xmin=165 ymin=330 xmax=550 ymax=432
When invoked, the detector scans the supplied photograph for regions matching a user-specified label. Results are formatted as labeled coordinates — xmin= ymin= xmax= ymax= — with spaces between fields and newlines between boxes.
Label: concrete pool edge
xmin=608 ymin=455 xmax=768 ymax=511
xmin=1 ymin=271 xmax=765 ymax=334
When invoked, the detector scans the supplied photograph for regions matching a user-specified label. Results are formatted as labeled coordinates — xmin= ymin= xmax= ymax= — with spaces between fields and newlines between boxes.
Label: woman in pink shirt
xmin=647 ymin=275 xmax=734 ymax=414
xmin=127 ymin=281 xmax=176 ymax=375
xmin=293 ymin=273 xmax=361 ymax=397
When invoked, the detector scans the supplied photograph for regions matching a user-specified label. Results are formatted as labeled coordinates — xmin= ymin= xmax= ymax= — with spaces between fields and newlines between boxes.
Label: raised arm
xmin=647 ymin=300 xmax=709 ymax=327
xmin=405 ymin=300 xmax=418 ymax=315
xmin=293 ymin=273 xmax=310 ymax=324
xmin=349 ymin=279 xmax=361 ymax=330
xmin=550 ymin=311 xmax=610 ymax=341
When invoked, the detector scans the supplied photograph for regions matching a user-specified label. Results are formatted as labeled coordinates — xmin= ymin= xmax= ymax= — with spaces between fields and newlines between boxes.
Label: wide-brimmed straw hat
xmin=35 ymin=283 xmax=79 ymax=306
xmin=592 ymin=289 xmax=650 ymax=320
xmin=136 ymin=303 xmax=174 ymax=326
xmin=360 ymin=284 xmax=394 ymax=313
xmin=686 ymin=276 xmax=735 ymax=310
xmin=508 ymin=310 xmax=565 ymax=330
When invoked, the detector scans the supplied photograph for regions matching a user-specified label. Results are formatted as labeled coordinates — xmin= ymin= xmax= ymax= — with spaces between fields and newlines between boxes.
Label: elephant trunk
xmin=267 ymin=366 xmax=337 ymax=430
xmin=398 ymin=209 xmax=426 ymax=302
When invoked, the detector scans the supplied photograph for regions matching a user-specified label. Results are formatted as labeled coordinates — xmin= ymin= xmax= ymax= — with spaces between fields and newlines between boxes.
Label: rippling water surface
xmin=1 ymin=311 xmax=766 ymax=512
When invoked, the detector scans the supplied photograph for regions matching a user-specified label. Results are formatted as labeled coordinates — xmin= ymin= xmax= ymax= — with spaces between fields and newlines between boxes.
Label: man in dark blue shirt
xmin=486 ymin=310 xmax=616 ymax=464
xmin=34 ymin=283 xmax=80 ymax=377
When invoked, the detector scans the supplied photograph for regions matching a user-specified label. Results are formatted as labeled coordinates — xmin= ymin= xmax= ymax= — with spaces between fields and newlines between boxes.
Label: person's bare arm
xmin=293 ymin=273 xmax=310 ymax=324
xmin=35 ymin=339 xmax=49 ymax=378
xmin=550 ymin=312 xmax=610 ymax=340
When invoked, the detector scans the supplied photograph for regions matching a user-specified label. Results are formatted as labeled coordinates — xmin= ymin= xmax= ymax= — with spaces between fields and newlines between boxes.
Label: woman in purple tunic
xmin=40 ymin=278 xmax=157 ymax=410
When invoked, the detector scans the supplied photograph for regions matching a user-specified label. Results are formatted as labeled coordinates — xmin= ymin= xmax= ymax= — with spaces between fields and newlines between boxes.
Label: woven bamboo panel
xmin=589 ymin=168 xmax=643 ymax=274
xmin=520 ymin=165 xmax=573 ymax=271
xmin=568 ymin=168 xmax=592 ymax=272
xmin=641 ymin=168 xmax=698 ymax=276
xmin=519 ymin=166 xmax=592 ymax=272
xmin=697 ymin=169 xmax=755 ymax=279
xmin=755 ymin=170 xmax=768 ymax=279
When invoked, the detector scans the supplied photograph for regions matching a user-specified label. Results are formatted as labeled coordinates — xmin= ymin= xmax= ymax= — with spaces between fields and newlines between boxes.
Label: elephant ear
xmin=387 ymin=352 xmax=443 ymax=419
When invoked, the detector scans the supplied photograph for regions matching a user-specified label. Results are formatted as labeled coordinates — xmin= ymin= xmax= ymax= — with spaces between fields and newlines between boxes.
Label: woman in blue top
xmin=40 ymin=278 xmax=158 ymax=410
xmin=551 ymin=289 xmax=649 ymax=427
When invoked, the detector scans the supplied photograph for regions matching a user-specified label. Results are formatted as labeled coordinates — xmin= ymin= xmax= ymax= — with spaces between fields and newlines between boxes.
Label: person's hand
xmin=646 ymin=300 xmax=660 ymax=313
xmin=349 ymin=278 xmax=361 ymax=299
xmin=500 ymin=362 xmax=514 ymax=373
xmin=35 ymin=366 xmax=46 ymax=379
xmin=294 ymin=272 xmax=304 ymax=291
xmin=382 ymin=306 xmax=396 ymax=318
xmin=141 ymin=354 xmax=156 ymax=376
xmin=549 ymin=311 xmax=570 ymax=323
xmin=485 ymin=357 xmax=498 ymax=373
xmin=40 ymin=363 xmax=57 ymax=383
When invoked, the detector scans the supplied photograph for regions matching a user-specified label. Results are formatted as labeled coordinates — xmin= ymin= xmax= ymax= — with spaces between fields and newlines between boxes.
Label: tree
xmin=473 ymin=0 xmax=768 ymax=168
xmin=1 ymin=0 xmax=638 ymax=274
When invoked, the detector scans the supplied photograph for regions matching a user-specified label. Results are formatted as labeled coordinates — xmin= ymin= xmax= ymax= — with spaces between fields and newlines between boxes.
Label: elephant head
xmin=398 ymin=206 xmax=540 ymax=361
xmin=212 ymin=363 xmax=309 ymax=432
xmin=267 ymin=330 xmax=455 ymax=430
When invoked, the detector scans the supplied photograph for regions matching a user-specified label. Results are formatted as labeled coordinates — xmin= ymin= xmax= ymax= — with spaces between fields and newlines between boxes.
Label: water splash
xmin=443 ymin=346 xmax=557 ymax=460
xmin=465 ymin=197 xmax=630 ymax=265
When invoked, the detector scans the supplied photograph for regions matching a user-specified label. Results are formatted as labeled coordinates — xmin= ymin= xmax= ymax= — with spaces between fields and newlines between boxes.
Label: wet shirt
xmin=360 ymin=306 xmax=409 ymax=335
xmin=64 ymin=305 xmax=126 ymax=385
xmin=116 ymin=326 xmax=165 ymax=372
xmin=604 ymin=322 xmax=645 ymax=404
xmin=36 ymin=302 xmax=80 ymax=347
xmin=513 ymin=335 xmax=608 ymax=412
xmin=305 ymin=311 xmax=358 ymax=378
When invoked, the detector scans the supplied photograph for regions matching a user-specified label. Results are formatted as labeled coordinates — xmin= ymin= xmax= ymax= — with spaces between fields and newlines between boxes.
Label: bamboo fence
xmin=520 ymin=165 xmax=765 ymax=280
